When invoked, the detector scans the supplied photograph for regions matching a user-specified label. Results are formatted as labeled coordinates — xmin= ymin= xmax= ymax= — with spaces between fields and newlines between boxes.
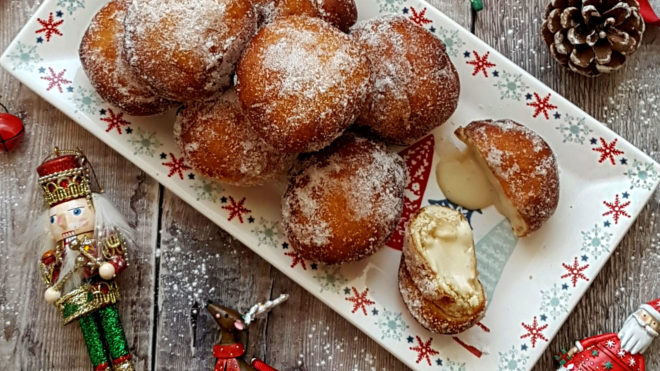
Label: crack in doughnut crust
xmin=455 ymin=119 xmax=560 ymax=237
xmin=282 ymin=134 xmax=406 ymax=264
xmin=79 ymin=0 xmax=174 ymax=115
xmin=124 ymin=0 xmax=256 ymax=101
xmin=351 ymin=15 xmax=460 ymax=144
xmin=236 ymin=16 xmax=371 ymax=154
xmin=174 ymin=89 xmax=295 ymax=187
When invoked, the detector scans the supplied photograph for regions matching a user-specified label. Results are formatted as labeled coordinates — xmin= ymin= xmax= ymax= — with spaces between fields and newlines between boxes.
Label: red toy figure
xmin=206 ymin=294 xmax=287 ymax=371
xmin=30 ymin=147 xmax=134 ymax=371
xmin=556 ymin=299 xmax=660 ymax=371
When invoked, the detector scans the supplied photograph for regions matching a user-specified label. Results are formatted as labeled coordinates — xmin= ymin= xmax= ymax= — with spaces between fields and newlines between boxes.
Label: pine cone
xmin=541 ymin=0 xmax=646 ymax=77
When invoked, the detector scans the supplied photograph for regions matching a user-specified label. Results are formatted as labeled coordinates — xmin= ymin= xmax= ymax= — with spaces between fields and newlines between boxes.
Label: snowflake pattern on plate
xmin=493 ymin=71 xmax=528 ymax=101
xmin=70 ymin=86 xmax=102 ymax=114
xmin=374 ymin=308 xmax=408 ymax=340
xmin=580 ymin=224 xmax=613 ymax=260
xmin=556 ymin=113 xmax=592 ymax=144
xmin=313 ymin=266 xmax=348 ymax=294
xmin=443 ymin=359 xmax=466 ymax=370
xmin=436 ymin=27 xmax=465 ymax=57
xmin=190 ymin=178 xmax=224 ymax=201
xmin=498 ymin=345 xmax=528 ymax=371
xmin=539 ymin=283 xmax=570 ymax=320
xmin=57 ymin=0 xmax=84 ymax=15
xmin=251 ymin=217 xmax=282 ymax=248
xmin=126 ymin=127 xmax=162 ymax=156
xmin=5 ymin=42 xmax=42 ymax=71
xmin=624 ymin=159 xmax=659 ymax=190
xmin=376 ymin=0 xmax=404 ymax=12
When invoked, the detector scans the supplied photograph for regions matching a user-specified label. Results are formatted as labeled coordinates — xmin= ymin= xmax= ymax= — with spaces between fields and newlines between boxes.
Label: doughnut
xmin=455 ymin=119 xmax=560 ymax=237
xmin=79 ymin=0 xmax=173 ymax=115
xmin=351 ymin=15 xmax=460 ymax=144
xmin=124 ymin=0 xmax=256 ymax=101
xmin=174 ymin=88 xmax=295 ymax=186
xmin=314 ymin=0 xmax=357 ymax=32
xmin=281 ymin=134 xmax=406 ymax=264
xmin=257 ymin=0 xmax=318 ymax=26
xmin=236 ymin=16 xmax=371 ymax=153
xmin=399 ymin=206 xmax=486 ymax=334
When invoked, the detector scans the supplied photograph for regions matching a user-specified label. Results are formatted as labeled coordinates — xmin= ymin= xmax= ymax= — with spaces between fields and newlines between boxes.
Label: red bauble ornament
xmin=0 ymin=101 xmax=24 ymax=152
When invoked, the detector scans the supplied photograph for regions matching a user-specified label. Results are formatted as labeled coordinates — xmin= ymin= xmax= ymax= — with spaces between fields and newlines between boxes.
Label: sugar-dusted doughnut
xmin=399 ymin=206 xmax=486 ymax=334
xmin=315 ymin=0 xmax=357 ymax=32
xmin=174 ymin=89 xmax=295 ymax=186
xmin=282 ymin=134 xmax=406 ymax=264
xmin=236 ymin=16 xmax=371 ymax=153
xmin=79 ymin=0 xmax=173 ymax=115
xmin=124 ymin=0 xmax=256 ymax=101
xmin=455 ymin=119 xmax=560 ymax=237
xmin=351 ymin=15 xmax=460 ymax=144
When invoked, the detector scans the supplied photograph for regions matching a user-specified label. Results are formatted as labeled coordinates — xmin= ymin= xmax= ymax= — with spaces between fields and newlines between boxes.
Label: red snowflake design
xmin=526 ymin=92 xmax=558 ymax=119
xmin=162 ymin=153 xmax=191 ymax=180
xmin=101 ymin=108 xmax=131 ymax=134
xmin=222 ymin=196 xmax=251 ymax=223
xmin=466 ymin=51 xmax=496 ymax=77
xmin=410 ymin=336 xmax=439 ymax=365
xmin=408 ymin=6 xmax=432 ymax=26
xmin=592 ymin=137 xmax=624 ymax=165
xmin=36 ymin=13 xmax=63 ymax=42
xmin=284 ymin=251 xmax=306 ymax=270
xmin=602 ymin=194 xmax=631 ymax=224
xmin=561 ymin=257 xmax=589 ymax=287
xmin=40 ymin=67 xmax=71 ymax=93
xmin=520 ymin=316 xmax=548 ymax=348
xmin=345 ymin=287 xmax=375 ymax=316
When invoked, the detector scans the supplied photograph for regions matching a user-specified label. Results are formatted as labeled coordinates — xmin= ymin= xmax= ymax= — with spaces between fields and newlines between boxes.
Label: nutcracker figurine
xmin=555 ymin=298 xmax=660 ymax=371
xmin=34 ymin=147 xmax=134 ymax=371
xmin=206 ymin=294 xmax=288 ymax=371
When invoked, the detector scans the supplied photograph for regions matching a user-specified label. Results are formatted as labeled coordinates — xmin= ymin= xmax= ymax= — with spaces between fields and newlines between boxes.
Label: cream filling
xmin=436 ymin=145 xmax=528 ymax=236
xmin=411 ymin=206 xmax=482 ymax=308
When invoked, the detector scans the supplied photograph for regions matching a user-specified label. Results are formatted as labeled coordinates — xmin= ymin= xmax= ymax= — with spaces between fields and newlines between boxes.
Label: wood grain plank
xmin=473 ymin=1 xmax=660 ymax=369
xmin=0 ymin=1 xmax=160 ymax=369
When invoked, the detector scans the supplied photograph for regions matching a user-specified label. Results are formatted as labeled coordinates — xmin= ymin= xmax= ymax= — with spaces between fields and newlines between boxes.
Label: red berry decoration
xmin=0 ymin=100 xmax=25 ymax=152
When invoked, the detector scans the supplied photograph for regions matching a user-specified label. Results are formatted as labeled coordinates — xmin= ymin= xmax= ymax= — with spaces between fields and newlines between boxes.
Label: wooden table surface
xmin=1 ymin=0 xmax=658 ymax=369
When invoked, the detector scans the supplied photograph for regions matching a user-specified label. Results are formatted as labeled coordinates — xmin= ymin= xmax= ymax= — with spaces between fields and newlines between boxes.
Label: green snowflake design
xmin=444 ymin=359 xmax=466 ymax=370
xmin=70 ymin=87 xmax=103 ymax=114
xmin=6 ymin=42 xmax=42 ymax=72
xmin=436 ymin=27 xmax=465 ymax=58
xmin=493 ymin=71 xmax=529 ymax=101
xmin=376 ymin=0 xmax=404 ymax=12
xmin=190 ymin=178 xmax=224 ymax=201
xmin=58 ymin=0 xmax=84 ymax=14
xmin=127 ymin=128 xmax=163 ymax=157
xmin=313 ymin=266 xmax=348 ymax=293
xmin=540 ymin=283 xmax=570 ymax=320
xmin=555 ymin=114 xmax=592 ymax=144
xmin=624 ymin=159 xmax=659 ymax=190
xmin=373 ymin=308 xmax=408 ymax=340
xmin=251 ymin=217 xmax=282 ymax=248
xmin=580 ymin=224 xmax=613 ymax=260
xmin=498 ymin=345 xmax=528 ymax=371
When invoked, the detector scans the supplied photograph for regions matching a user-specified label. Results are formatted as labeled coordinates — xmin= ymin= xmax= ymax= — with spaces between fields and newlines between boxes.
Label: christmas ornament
xmin=554 ymin=298 xmax=660 ymax=370
xmin=206 ymin=294 xmax=288 ymax=371
xmin=29 ymin=147 xmax=134 ymax=371
xmin=0 ymin=99 xmax=25 ymax=151
xmin=638 ymin=0 xmax=660 ymax=25
xmin=541 ymin=0 xmax=646 ymax=77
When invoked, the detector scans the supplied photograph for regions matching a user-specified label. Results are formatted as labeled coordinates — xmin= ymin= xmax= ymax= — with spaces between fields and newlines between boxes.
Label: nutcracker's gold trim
xmin=39 ymin=167 xmax=92 ymax=207
xmin=112 ymin=360 xmax=135 ymax=371
xmin=56 ymin=280 xmax=120 ymax=325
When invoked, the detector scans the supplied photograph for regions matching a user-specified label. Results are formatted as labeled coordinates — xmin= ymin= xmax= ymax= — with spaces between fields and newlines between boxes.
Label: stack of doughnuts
xmin=79 ymin=1 xmax=562 ymax=335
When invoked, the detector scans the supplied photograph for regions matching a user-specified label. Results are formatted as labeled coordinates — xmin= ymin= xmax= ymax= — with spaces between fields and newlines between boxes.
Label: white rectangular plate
xmin=3 ymin=0 xmax=659 ymax=369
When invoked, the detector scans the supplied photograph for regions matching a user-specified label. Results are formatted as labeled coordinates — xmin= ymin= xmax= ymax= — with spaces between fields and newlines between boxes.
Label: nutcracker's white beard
xmin=618 ymin=312 xmax=657 ymax=355
xmin=56 ymin=243 xmax=82 ymax=294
